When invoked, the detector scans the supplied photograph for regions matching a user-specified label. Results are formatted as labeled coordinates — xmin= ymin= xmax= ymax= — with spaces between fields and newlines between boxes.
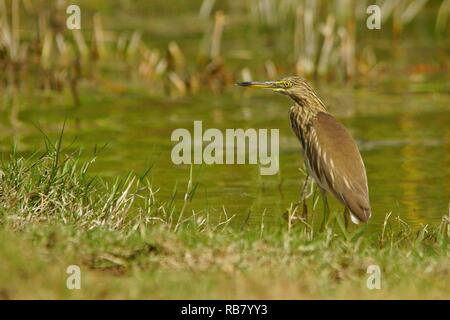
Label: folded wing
xmin=306 ymin=112 xmax=371 ymax=223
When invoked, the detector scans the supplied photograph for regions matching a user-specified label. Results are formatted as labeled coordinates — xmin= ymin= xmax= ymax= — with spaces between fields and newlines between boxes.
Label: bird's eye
xmin=283 ymin=81 xmax=292 ymax=88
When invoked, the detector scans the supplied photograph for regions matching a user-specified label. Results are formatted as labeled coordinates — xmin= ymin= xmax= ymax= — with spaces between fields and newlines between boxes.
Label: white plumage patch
xmin=350 ymin=213 xmax=361 ymax=224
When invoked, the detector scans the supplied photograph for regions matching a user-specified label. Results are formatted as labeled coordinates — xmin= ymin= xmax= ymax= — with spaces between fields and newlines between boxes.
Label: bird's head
xmin=237 ymin=76 xmax=325 ymax=111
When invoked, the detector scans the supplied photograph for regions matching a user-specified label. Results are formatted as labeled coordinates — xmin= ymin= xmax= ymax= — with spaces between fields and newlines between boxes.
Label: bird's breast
xmin=289 ymin=106 xmax=330 ymax=191
xmin=288 ymin=105 xmax=311 ymax=150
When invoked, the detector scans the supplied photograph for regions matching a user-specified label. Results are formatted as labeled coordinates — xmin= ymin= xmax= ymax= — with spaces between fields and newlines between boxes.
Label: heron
xmin=237 ymin=76 xmax=371 ymax=230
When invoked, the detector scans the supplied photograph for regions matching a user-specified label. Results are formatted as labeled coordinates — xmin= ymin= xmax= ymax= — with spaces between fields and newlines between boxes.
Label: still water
xmin=0 ymin=81 xmax=449 ymax=232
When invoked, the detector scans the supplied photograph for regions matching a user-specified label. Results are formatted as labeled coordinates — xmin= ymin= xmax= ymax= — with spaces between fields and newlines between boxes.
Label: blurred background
xmin=0 ymin=0 xmax=449 ymax=231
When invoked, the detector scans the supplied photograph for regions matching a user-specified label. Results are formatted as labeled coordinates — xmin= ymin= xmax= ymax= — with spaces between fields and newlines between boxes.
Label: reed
xmin=436 ymin=0 xmax=450 ymax=33
xmin=199 ymin=0 xmax=216 ymax=20
xmin=0 ymin=0 xmax=444 ymax=101
xmin=210 ymin=10 xmax=225 ymax=59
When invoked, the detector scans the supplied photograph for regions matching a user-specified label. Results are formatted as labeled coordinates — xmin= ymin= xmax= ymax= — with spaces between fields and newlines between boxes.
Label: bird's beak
xmin=236 ymin=81 xmax=283 ymax=90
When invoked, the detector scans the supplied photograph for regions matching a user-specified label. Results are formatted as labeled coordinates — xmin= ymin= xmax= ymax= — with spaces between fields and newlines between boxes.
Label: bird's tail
xmin=343 ymin=193 xmax=371 ymax=224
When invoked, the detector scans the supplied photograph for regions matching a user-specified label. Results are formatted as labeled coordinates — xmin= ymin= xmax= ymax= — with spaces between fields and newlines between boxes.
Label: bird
xmin=237 ymin=76 xmax=371 ymax=229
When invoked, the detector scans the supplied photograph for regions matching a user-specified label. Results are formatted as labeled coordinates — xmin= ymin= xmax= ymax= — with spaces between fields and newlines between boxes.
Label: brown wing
xmin=307 ymin=112 xmax=371 ymax=223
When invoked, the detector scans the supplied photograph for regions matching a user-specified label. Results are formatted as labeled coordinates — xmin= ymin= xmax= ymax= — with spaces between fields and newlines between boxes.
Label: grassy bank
xmin=0 ymin=141 xmax=449 ymax=299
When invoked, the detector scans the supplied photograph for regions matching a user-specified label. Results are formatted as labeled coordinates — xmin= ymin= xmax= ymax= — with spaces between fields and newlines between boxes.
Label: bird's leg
xmin=298 ymin=175 xmax=310 ymax=220
xmin=298 ymin=175 xmax=310 ymax=201
xmin=343 ymin=207 xmax=350 ymax=230
xmin=320 ymin=189 xmax=330 ymax=232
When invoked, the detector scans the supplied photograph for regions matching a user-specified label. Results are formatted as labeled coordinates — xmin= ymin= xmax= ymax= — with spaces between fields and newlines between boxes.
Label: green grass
xmin=0 ymin=140 xmax=449 ymax=299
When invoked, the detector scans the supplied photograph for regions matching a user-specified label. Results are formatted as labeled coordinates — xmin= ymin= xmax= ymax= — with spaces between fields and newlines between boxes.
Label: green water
xmin=0 ymin=1 xmax=449 ymax=232
xmin=1 ymin=79 xmax=448 ymax=232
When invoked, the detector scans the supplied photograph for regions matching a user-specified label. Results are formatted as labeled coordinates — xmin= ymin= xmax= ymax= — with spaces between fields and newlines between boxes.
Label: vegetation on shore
xmin=1 ymin=0 xmax=449 ymax=104
xmin=0 ymin=140 xmax=448 ymax=299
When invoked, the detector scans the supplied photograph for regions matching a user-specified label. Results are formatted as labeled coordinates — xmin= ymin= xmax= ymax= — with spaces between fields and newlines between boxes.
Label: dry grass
xmin=0 ymin=0 xmax=447 ymax=102
xmin=0 ymin=140 xmax=448 ymax=299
